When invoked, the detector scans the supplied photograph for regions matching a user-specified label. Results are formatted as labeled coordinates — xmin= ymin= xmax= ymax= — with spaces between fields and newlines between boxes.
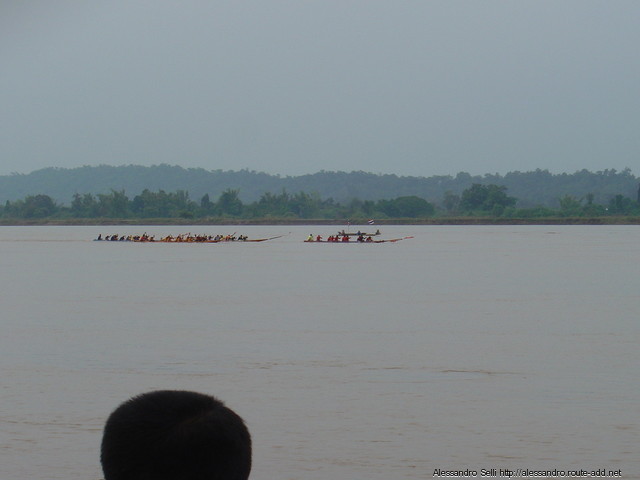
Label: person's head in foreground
xmin=101 ymin=390 xmax=251 ymax=480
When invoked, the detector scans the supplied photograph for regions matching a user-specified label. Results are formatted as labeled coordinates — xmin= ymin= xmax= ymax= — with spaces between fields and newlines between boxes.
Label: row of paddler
xmin=306 ymin=234 xmax=377 ymax=242
xmin=95 ymin=233 xmax=248 ymax=242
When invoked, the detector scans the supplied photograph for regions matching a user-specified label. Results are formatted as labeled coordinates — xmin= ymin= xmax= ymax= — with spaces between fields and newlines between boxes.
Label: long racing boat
xmin=304 ymin=232 xmax=413 ymax=244
xmin=95 ymin=233 xmax=288 ymax=243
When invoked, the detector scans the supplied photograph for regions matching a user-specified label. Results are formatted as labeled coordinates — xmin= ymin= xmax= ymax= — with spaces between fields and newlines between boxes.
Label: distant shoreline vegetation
xmin=2 ymin=182 xmax=639 ymax=225
xmin=2 ymin=217 xmax=639 ymax=226
xmin=1 ymin=165 xmax=639 ymax=207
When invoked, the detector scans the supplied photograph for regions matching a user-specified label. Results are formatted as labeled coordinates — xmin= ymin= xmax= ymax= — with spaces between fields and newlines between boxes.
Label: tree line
xmin=1 ymin=189 xmax=435 ymax=220
xmin=3 ymin=183 xmax=639 ymax=221
xmin=1 ymin=165 xmax=638 ymax=208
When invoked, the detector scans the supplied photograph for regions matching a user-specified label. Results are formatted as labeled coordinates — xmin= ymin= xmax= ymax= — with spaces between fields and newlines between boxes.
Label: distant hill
xmin=0 ymin=164 xmax=638 ymax=207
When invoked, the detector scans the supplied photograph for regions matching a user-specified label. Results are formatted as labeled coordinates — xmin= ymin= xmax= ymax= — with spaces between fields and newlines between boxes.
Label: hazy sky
xmin=2 ymin=1 xmax=639 ymax=177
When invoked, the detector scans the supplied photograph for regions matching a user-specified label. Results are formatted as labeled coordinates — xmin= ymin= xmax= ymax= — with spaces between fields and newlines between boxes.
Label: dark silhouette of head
xmin=101 ymin=390 xmax=251 ymax=480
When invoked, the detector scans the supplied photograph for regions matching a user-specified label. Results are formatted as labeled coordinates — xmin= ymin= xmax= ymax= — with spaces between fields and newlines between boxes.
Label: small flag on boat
xmin=368 ymin=219 xmax=375 ymax=225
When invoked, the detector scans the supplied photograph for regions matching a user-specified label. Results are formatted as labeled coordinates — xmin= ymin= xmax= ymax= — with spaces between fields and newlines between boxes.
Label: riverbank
xmin=1 ymin=216 xmax=639 ymax=226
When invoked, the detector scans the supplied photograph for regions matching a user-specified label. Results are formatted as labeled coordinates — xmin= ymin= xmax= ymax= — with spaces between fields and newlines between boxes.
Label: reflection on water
xmin=0 ymin=225 xmax=639 ymax=479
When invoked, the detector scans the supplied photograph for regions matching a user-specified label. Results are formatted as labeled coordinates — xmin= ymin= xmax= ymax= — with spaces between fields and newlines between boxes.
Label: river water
xmin=0 ymin=225 xmax=638 ymax=479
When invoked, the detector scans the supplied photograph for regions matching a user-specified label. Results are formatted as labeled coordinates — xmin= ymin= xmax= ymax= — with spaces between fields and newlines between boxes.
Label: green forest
xmin=1 ymin=164 xmax=639 ymax=206
xmin=3 ymin=182 xmax=639 ymax=223
xmin=1 ymin=165 xmax=640 ymax=222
